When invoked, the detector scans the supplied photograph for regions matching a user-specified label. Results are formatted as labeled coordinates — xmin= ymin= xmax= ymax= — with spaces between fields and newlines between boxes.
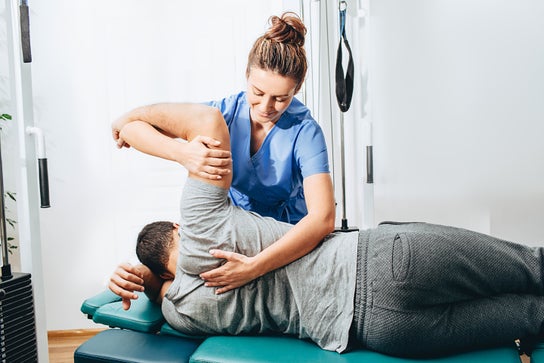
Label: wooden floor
xmin=48 ymin=329 xmax=104 ymax=363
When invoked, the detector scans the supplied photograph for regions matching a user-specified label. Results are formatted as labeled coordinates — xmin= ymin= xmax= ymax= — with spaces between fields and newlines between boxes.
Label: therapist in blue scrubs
xmin=111 ymin=12 xmax=335 ymax=302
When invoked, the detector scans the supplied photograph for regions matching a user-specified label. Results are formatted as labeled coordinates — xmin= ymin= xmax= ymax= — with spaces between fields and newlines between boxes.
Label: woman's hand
xmin=199 ymin=250 xmax=260 ymax=294
xmin=108 ymin=262 xmax=145 ymax=310
xmin=182 ymin=136 xmax=232 ymax=180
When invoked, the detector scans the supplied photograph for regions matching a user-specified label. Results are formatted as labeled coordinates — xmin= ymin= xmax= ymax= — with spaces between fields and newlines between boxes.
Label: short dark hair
xmin=136 ymin=221 xmax=176 ymax=276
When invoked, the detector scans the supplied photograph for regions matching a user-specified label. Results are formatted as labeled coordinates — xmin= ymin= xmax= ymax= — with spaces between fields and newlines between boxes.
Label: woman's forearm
xmin=251 ymin=213 xmax=334 ymax=277
xmin=251 ymin=173 xmax=335 ymax=276
xmin=198 ymin=175 xmax=334 ymax=293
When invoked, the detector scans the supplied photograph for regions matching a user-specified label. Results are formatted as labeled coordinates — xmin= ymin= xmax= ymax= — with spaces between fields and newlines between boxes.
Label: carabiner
xmin=339 ymin=1 xmax=347 ymax=35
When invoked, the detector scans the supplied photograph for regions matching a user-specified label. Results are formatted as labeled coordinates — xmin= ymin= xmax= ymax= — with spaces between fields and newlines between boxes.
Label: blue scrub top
xmin=205 ymin=92 xmax=330 ymax=224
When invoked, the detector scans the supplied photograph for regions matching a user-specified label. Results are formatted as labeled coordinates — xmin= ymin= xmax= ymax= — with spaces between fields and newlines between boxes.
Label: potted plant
xmin=0 ymin=112 xmax=18 ymax=256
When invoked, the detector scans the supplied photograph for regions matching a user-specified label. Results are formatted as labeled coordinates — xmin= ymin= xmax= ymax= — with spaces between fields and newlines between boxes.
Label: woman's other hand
xmin=199 ymin=250 xmax=260 ymax=294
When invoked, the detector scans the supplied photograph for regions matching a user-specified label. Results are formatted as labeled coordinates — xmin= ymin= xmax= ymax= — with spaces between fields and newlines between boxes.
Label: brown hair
xmin=246 ymin=12 xmax=307 ymax=92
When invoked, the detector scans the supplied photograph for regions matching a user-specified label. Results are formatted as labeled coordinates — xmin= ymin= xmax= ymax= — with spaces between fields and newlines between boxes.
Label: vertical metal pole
xmin=6 ymin=0 xmax=49 ymax=361
xmin=324 ymin=0 xmax=337 ymax=190
xmin=339 ymin=112 xmax=348 ymax=229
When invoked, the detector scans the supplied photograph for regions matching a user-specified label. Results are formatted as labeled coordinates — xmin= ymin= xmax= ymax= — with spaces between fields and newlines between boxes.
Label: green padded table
xmin=189 ymin=336 xmax=521 ymax=363
xmin=531 ymin=342 xmax=544 ymax=362
xmin=79 ymin=290 xmax=523 ymax=363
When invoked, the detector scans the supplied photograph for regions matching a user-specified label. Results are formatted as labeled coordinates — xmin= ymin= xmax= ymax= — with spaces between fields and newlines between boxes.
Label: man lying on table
xmin=109 ymin=104 xmax=544 ymax=358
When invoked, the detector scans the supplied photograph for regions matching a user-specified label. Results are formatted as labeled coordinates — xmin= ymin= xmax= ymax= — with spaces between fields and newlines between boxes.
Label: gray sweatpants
xmin=351 ymin=222 xmax=544 ymax=358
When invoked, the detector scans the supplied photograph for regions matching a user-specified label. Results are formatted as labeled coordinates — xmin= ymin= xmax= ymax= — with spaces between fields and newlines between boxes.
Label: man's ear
xmin=172 ymin=222 xmax=180 ymax=230
xmin=160 ymin=271 xmax=175 ymax=280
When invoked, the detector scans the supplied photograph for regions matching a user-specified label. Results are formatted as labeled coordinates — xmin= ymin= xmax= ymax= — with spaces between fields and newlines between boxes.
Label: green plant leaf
xmin=1 ymin=114 xmax=12 ymax=120
xmin=6 ymin=191 xmax=16 ymax=201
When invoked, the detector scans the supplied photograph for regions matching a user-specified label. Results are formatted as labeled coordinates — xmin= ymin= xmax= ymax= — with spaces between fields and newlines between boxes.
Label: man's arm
xmin=118 ymin=105 xmax=232 ymax=190
xmin=113 ymin=103 xmax=232 ymax=181
xmin=108 ymin=106 xmax=233 ymax=307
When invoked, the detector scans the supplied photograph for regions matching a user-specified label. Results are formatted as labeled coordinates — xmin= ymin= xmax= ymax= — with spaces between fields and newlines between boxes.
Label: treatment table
xmin=74 ymin=289 xmax=540 ymax=363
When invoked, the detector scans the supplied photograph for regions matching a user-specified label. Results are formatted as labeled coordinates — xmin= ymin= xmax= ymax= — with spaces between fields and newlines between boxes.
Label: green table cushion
xmin=80 ymin=289 xmax=121 ymax=317
xmin=160 ymin=322 xmax=207 ymax=340
xmin=74 ymin=329 xmax=200 ymax=363
xmin=531 ymin=342 xmax=544 ymax=362
xmin=92 ymin=292 xmax=164 ymax=333
xmin=189 ymin=336 xmax=521 ymax=363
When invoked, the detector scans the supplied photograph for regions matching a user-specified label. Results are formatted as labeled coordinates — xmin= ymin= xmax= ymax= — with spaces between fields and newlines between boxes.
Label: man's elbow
xmin=199 ymin=106 xmax=224 ymax=127
xmin=194 ymin=107 xmax=229 ymax=141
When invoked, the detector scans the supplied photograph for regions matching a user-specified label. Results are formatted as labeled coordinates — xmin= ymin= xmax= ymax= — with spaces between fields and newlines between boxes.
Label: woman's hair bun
xmin=265 ymin=12 xmax=306 ymax=47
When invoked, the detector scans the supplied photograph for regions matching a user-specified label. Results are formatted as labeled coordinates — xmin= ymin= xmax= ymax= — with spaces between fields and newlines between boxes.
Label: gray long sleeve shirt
xmin=162 ymin=178 xmax=358 ymax=352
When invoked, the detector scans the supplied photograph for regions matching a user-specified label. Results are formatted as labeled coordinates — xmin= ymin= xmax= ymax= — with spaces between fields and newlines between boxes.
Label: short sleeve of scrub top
xmin=204 ymin=91 xmax=330 ymax=224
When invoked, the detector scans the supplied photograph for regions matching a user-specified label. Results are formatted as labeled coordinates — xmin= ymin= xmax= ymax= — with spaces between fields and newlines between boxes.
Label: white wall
xmin=5 ymin=0 xmax=544 ymax=332
xmin=21 ymin=0 xmax=284 ymax=330
xmin=302 ymin=0 xmax=371 ymax=231
xmin=368 ymin=0 xmax=544 ymax=244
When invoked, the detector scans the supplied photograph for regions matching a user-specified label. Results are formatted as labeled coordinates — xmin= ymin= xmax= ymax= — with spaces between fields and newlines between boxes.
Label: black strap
xmin=335 ymin=2 xmax=354 ymax=113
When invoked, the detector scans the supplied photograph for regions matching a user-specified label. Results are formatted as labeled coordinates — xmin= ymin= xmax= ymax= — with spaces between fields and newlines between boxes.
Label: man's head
xmin=136 ymin=221 xmax=180 ymax=279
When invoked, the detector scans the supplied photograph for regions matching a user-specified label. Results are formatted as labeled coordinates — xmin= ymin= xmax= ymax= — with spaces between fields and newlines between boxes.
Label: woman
xmin=111 ymin=12 xmax=335 ymax=297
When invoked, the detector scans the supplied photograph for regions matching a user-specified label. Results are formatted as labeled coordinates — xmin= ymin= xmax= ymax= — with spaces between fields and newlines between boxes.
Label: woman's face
xmin=246 ymin=67 xmax=298 ymax=126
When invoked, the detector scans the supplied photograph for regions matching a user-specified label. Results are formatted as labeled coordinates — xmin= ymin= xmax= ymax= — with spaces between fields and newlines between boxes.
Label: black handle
xmin=38 ymin=158 xmax=50 ymax=208
xmin=20 ymin=3 xmax=32 ymax=63
xmin=366 ymin=145 xmax=373 ymax=184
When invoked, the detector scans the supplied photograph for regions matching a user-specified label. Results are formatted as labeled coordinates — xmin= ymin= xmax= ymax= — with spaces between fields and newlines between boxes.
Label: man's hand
xmin=108 ymin=263 xmax=145 ymax=310
xmin=199 ymin=250 xmax=260 ymax=294
xmin=112 ymin=114 xmax=133 ymax=149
